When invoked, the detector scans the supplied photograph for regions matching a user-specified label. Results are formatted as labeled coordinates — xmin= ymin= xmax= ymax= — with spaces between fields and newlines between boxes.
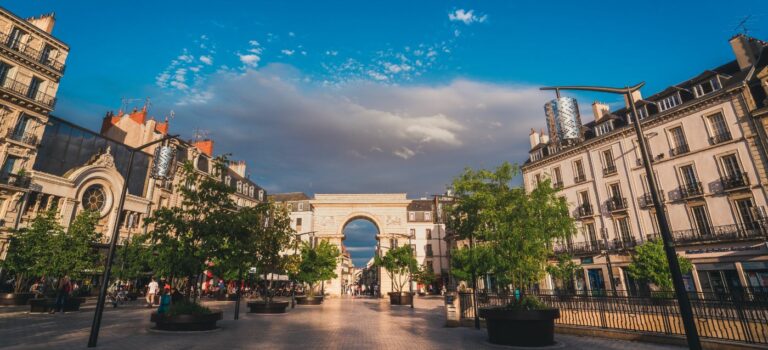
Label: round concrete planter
xmin=479 ymin=307 xmax=560 ymax=347
xmin=29 ymin=297 xmax=85 ymax=313
xmin=150 ymin=310 xmax=223 ymax=331
xmin=247 ymin=301 xmax=289 ymax=314
xmin=388 ymin=292 xmax=413 ymax=306
xmin=295 ymin=296 xmax=323 ymax=305
xmin=0 ymin=293 xmax=36 ymax=306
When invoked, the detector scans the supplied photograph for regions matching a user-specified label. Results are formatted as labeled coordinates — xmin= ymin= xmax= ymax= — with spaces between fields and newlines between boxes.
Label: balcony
xmin=0 ymin=31 xmax=66 ymax=73
xmin=669 ymin=144 xmax=690 ymax=157
xmin=709 ymin=131 xmax=732 ymax=145
xmin=0 ymin=173 xmax=31 ymax=189
xmin=553 ymin=240 xmax=606 ymax=255
xmin=671 ymin=222 xmax=767 ymax=245
xmin=603 ymin=165 xmax=617 ymax=176
xmin=679 ymin=182 xmax=704 ymax=199
xmin=552 ymin=180 xmax=564 ymax=189
xmin=638 ymin=192 xmax=665 ymax=209
xmin=606 ymin=197 xmax=628 ymax=212
xmin=721 ymin=172 xmax=750 ymax=192
xmin=0 ymin=76 xmax=57 ymax=109
xmin=612 ymin=237 xmax=639 ymax=250
xmin=5 ymin=129 xmax=38 ymax=146
xmin=575 ymin=204 xmax=593 ymax=218
xmin=573 ymin=174 xmax=587 ymax=183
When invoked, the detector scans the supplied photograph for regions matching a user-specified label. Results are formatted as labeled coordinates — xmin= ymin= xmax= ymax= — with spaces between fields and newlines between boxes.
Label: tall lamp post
xmin=540 ymin=83 xmax=701 ymax=350
xmin=291 ymin=231 xmax=316 ymax=308
xmin=408 ymin=230 xmax=414 ymax=309
xmin=88 ymin=134 xmax=179 ymax=348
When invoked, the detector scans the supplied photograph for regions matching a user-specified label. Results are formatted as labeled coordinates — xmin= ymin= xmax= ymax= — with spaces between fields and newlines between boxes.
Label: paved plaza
xmin=0 ymin=296 xmax=684 ymax=350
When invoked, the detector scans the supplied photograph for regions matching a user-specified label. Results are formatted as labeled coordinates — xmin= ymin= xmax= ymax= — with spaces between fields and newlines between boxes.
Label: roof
xmin=269 ymin=192 xmax=310 ymax=202
xmin=408 ymin=199 xmax=433 ymax=211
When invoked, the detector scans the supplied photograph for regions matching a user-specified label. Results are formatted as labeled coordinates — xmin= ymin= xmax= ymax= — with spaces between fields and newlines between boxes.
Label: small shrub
xmin=167 ymin=301 xmax=212 ymax=316
xmin=507 ymin=295 xmax=548 ymax=311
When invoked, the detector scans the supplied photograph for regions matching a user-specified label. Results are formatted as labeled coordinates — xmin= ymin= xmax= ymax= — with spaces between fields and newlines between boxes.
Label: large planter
xmin=29 ymin=297 xmax=85 ymax=313
xmin=388 ymin=292 xmax=413 ymax=305
xmin=247 ymin=301 xmax=289 ymax=314
xmin=479 ymin=307 xmax=560 ymax=347
xmin=295 ymin=296 xmax=323 ymax=305
xmin=150 ymin=310 xmax=223 ymax=331
xmin=0 ymin=293 xmax=36 ymax=306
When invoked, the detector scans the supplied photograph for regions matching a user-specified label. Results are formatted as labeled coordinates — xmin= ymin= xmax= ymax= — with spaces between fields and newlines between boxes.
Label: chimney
xmin=539 ymin=128 xmax=550 ymax=144
xmin=730 ymin=34 xmax=765 ymax=71
xmin=26 ymin=13 xmax=56 ymax=33
xmin=229 ymin=160 xmax=247 ymax=178
xmin=592 ymin=101 xmax=610 ymax=122
xmin=623 ymin=90 xmax=642 ymax=109
xmin=100 ymin=111 xmax=120 ymax=134
xmin=529 ymin=129 xmax=540 ymax=149
xmin=193 ymin=139 xmax=214 ymax=157
xmin=129 ymin=106 xmax=147 ymax=124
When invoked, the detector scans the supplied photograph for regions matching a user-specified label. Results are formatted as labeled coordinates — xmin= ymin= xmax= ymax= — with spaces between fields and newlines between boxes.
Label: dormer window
xmin=631 ymin=106 xmax=648 ymax=121
xmin=258 ymin=190 xmax=264 ymax=201
xmin=595 ymin=120 xmax=614 ymax=136
xmin=225 ymin=175 xmax=231 ymax=185
xmin=249 ymin=186 xmax=255 ymax=197
xmin=657 ymin=93 xmax=682 ymax=112
xmin=693 ymin=77 xmax=721 ymax=97
xmin=237 ymin=181 xmax=242 ymax=193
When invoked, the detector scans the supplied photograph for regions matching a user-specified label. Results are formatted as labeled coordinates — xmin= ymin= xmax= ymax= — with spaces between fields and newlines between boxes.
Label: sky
xmin=5 ymin=1 xmax=767 ymax=265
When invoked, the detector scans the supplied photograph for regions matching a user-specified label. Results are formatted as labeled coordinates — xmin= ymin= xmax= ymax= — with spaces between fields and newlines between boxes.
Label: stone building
xmin=407 ymin=198 xmax=449 ymax=292
xmin=522 ymin=35 xmax=768 ymax=296
xmin=0 ymin=7 xmax=68 ymax=261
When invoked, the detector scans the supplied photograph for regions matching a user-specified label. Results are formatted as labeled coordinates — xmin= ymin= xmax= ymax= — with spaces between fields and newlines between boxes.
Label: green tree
xmin=627 ymin=240 xmax=692 ymax=291
xmin=0 ymin=210 xmax=57 ymax=293
xmin=446 ymin=162 xmax=575 ymax=296
xmin=293 ymin=240 xmax=340 ymax=297
xmin=412 ymin=264 xmax=437 ymax=289
xmin=249 ymin=204 xmax=295 ymax=304
xmin=114 ymin=235 xmax=152 ymax=283
xmin=375 ymin=245 xmax=418 ymax=293
xmin=546 ymin=254 xmax=580 ymax=293
xmin=46 ymin=210 xmax=100 ymax=280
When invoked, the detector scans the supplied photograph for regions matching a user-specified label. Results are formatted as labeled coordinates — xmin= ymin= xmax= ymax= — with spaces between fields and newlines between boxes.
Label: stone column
xmin=690 ymin=264 xmax=703 ymax=293
xmin=735 ymin=262 xmax=750 ymax=290
xmin=583 ymin=268 xmax=592 ymax=291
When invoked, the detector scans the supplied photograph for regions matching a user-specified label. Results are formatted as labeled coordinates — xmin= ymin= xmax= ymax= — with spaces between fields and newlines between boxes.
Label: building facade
xmin=407 ymin=199 xmax=450 ymax=292
xmin=522 ymin=35 xmax=768 ymax=296
xmin=0 ymin=7 xmax=68 ymax=261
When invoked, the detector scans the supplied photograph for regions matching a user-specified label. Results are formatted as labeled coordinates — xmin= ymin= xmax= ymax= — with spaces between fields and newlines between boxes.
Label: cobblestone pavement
xmin=0 ymin=296 xmax=684 ymax=349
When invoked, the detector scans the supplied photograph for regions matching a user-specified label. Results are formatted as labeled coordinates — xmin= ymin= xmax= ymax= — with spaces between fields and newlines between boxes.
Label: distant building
xmin=522 ymin=35 xmax=768 ymax=295
xmin=406 ymin=199 xmax=449 ymax=292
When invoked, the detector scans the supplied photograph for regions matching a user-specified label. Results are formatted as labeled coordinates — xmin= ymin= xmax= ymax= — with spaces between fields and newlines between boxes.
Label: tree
xmin=293 ymin=240 xmax=340 ymax=298
xmin=412 ymin=264 xmax=437 ymax=289
xmin=546 ymin=254 xmax=580 ymax=293
xmin=142 ymin=158 xmax=238 ymax=299
xmin=114 ymin=235 xmax=152 ymax=284
xmin=249 ymin=204 xmax=295 ymax=304
xmin=44 ymin=210 xmax=100 ymax=280
xmin=375 ymin=245 xmax=418 ymax=293
xmin=627 ymin=240 xmax=692 ymax=291
xmin=0 ymin=210 xmax=56 ymax=293
xmin=446 ymin=162 xmax=575 ymax=297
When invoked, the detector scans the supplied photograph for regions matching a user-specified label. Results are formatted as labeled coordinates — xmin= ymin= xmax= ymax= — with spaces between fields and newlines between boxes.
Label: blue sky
xmin=5 ymin=1 xmax=767 ymax=264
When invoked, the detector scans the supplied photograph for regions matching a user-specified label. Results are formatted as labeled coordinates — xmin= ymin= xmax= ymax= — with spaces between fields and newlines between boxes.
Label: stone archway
xmin=310 ymin=194 xmax=411 ymax=296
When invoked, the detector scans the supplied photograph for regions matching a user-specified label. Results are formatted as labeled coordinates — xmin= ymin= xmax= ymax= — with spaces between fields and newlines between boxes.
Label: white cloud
xmin=325 ymin=50 xmax=338 ymax=56
xmin=394 ymin=147 xmax=416 ymax=159
xmin=288 ymin=32 xmax=295 ymax=37
xmin=199 ymin=55 xmax=213 ymax=65
xmin=448 ymin=9 xmax=487 ymax=25
xmin=239 ymin=54 xmax=261 ymax=67
xmin=281 ymin=49 xmax=295 ymax=56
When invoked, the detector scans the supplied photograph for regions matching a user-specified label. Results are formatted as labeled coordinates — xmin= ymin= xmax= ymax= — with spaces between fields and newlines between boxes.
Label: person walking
xmin=50 ymin=275 xmax=71 ymax=314
xmin=157 ymin=287 xmax=171 ymax=315
xmin=146 ymin=278 xmax=159 ymax=307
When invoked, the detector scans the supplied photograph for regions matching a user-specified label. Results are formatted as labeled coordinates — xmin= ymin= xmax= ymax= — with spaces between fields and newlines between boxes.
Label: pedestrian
xmin=157 ymin=288 xmax=171 ymax=314
xmin=50 ymin=275 xmax=71 ymax=314
xmin=146 ymin=278 xmax=159 ymax=307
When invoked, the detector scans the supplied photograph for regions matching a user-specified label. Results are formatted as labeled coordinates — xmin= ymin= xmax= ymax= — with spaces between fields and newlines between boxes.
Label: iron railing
xmin=606 ymin=197 xmax=627 ymax=212
xmin=573 ymin=174 xmax=587 ymax=183
xmin=670 ymin=143 xmax=690 ymax=157
xmin=576 ymin=204 xmax=593 ymax=218
xmin=5 ymin=129 xmax=38 ymax=146
xmin=679 ymin=181 xmax=703 ymax=199
xmin=0 ymin=31 xmax=66 ymax=72
xmin=721 ymin=172 xmax=749 ymax=191
xmin=0 ymin=76 xmax=57 ymax=108
xmin=603 ymin=165 xmax=617 ymax=176
xmin=553 ymin=240 xmax=606 ymax=255
xmin=553 ymin=180 xmax=564 ymax=189
xmin=638 ymin=192 xmax=664 ymax=208
xmin=0 ymin=173 xmax=31 ymax=188
xmin=457 ymin=290 xmax=768 ymax=345
xmin=671 ymin=221 xmax=767 ymax=245
xmin=709 ymin=131 xmax=732 ymax=145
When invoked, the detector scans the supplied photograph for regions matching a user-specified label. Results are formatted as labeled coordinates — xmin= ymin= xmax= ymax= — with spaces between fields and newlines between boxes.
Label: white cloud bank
xmin=448 ymin=9 xmax=487 ymax=25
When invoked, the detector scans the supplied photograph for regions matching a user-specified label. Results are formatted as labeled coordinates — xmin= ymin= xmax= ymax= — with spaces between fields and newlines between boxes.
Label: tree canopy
xmin=627 ymin=240 xmax=692 ymax=291
xmin=293 ymin=240 xmax=340 ymax=297
xmin=375 ymin=245 xmax=418 ymax=293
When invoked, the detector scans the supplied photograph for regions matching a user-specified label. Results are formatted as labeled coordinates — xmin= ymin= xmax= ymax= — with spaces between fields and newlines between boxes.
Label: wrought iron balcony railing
xmin=603 ymin=165 xmax=617 ymax=176
xmin=573 ymin=174 xmax=587 ymax=183
xmin=606 ymin=197 xmax=628 ymax=212
xmin=0 ymin=172 xmax=31 ymax=188
xmin=5 ymin=129 xmax=38 ymax=146
xmin=0 ymin=76 xmax=57 ymax=108
xmin=671 ymin=221 xmax=767 ymax=245
xmin=709 ymin=131 xmax=732 ymax=145
xmin=553 ymin=240 xmax=606 ymax=255
xmin=679 ymin=181 xmax=703 ymax=199
xmin=576 ymin=204 xmax=593 ymax=218
xmin=612 ymin=237 xmax=638 ymax=250
xmin=721 ymin=172 xmax=749 ymax=191
xmin=669 ymin=143 xmax=690 ymax=157
xmin=552 ymin=180 xmax=564 ymax=189
xmin=638 ymin=192 xmax=665 ymax=208
xmin=0 ymin=31 xmax=66 ymax=73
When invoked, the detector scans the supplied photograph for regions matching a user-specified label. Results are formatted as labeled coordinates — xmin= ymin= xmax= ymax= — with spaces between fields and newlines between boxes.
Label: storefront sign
xmin=684 ymin=245 xmax=763 ymax=255
xmin=580 ymin=257 xmax=594 ymax=264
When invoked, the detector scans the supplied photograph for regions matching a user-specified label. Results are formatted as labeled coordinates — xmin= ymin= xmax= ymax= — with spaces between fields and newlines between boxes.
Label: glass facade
xmin=32 ymin=116 xmax=150 ymax=196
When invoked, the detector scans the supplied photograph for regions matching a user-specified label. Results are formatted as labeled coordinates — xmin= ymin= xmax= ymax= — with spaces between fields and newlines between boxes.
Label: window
xmin=410 ymin=228 xmax=416 ymax=237
xmin=236 ymin=181 xmax=242 ymax=193
xmin=424 ymin=211 xmax=432 ymax=221
xmin=609 ymin=183 xmax=622 ymax=199
xmin=7 ymin=28 xmax=25 ymax=50
xmin=13 ymin=114 xmax=30 ymax=136
xmin=573 ymin=159 xmax=586 ymax=182
xmin=578 ymin=191 xmax=590 ymax=207
xmin=296 ymin=218 xmax=303 ymax=227
xmin=82 ymin=185 xmax=106 ymax=211
xmin=649 ymin=211 xmax=661 ymax=236
xmin=258 ymin=190 xmax=264 ymax=201
xmin=707 ymin=113 xmax=730 ymax=143
xmin=680 ymin=165 xmax=698 ymax=186
xmin=534 ymin=173 xmax=542 ymax=185
xmin=552 ymin=167 xmax=562 ymax=187
xmin=27 ymin=77 xmax=42 ymax=100
xmin=602 ymin=148 xmax=616 ymax=174
xmin=409 ymin=212 xmax=415 ymax=221
xmin=634 ymin=106 xmax=649 ymax=120
xmin=616 ymin=217 xmax=632 ymax=243
xmin=40 ymin=45 xmax=54 ymax=64
xmin=390 ymin=239 xmax=398 ymax=249
xmin=426 ymin=244 xmax=433 ymax=256
xmin=690 ymin=205 xmax=712 ymax=236
xmin=595 ymin=120 xmax=614 ymax=136
xmin=287 ymin=203 xmax=293 ymax=211
xmin=298 ymin=202 xmax=304 ymax=211
xmin=694 ymin=77 xmax=721 ymax=97
xmin=657 ymin=93 xmax=682 ymax=112
xmin=584 ymin=222 xmax=598 ymax=244
xmin=426 ymin=229 xmax=432 ymax=240
xmin=720 ymin=154 xmax=742 ymax=178
xmin=669 ymin=126 xmax=688 ymax=155
xmin=734 ymin=198 xmax=758 ymax=230
xmin=0 ymin=61 xmax=11 ymax=85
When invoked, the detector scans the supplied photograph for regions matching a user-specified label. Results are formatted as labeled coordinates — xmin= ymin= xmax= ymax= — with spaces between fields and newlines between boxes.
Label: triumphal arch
xmin=310 ymin=193 xmax=411 ymax=296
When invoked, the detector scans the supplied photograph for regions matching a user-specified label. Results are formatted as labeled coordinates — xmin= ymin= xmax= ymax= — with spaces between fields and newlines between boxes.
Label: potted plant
xmin=244 ymin=203 xmax=295 ymax=314
xmin=627 ymin=239 xmax=692 ymax=303
xmin=375 ymin=245 xmax=418 ymax=305
xmin=446 ymin=162 xmax=575 ymax=347
xmin=141 ymin=159 xmax=238 ymax=329
xmin=293 ymin=241 xmax=340 ymax=305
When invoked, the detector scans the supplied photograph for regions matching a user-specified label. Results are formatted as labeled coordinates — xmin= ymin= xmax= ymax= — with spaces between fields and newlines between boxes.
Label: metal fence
xmin=458 ymin=290 xmax=768 ymax=345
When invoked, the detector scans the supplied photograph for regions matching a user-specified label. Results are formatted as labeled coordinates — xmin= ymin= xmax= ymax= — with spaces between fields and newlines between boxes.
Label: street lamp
xmin=540 ymin=83 xmax=701 ymax=350
xmin=291 ymin=231 xmax=316 ymax=308
xmin=88 ymin=134 xmax=179 ymax=348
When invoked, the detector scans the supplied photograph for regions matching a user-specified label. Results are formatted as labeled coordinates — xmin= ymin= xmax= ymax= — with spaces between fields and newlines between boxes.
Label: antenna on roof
xmin=120 ymin=97 xmax=144 ymax=114
xmin=192 ymin=128 xmax=210 ymax=141
xmin=734 ymin=15 xmax=752 ymax=36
